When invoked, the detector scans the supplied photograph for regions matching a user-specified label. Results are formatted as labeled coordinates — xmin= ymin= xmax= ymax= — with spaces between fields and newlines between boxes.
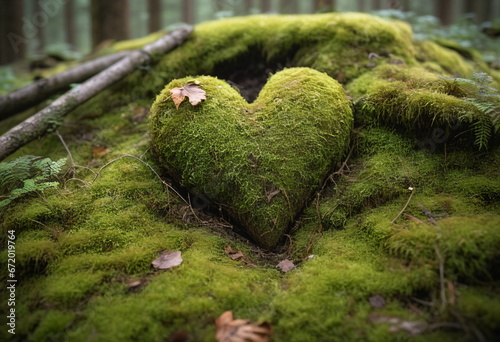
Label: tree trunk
xmin=260 ymin=0 xmax=272 ymax=13
xmin=65 ymin=0 xmax=76 ymax=51
xmin=463 ymin=0 xmax=475 ymax=14
xmin=475 ymin=0 xmax=494 ymax=23
xmin=0 ymin=26 xmax=193 ymax=162
xmin=182 ymin=0 xmax=195 ymax=24
xmin=0 ymin=50 xmax=133 ymax=120
xmin=357 ymin=0 xmax=367 ymax=12
xmin=148 ymin=0 xmax=162 ymax=33
xmin=91 ymin=0 xmax=130 ymax=49
xmin=436 ymin=0 xmax=453 ymax=26
xmin=243 ymin=0 xmax=253 ymax=14
xmin=399 ymin=0 xmax=410 ymax=11
xmin=373 ymin=0 xmax=383 ymax=10
xmin=314 ymin=0 xmax=335 ymax=12
xmin=280 ymin=0 xmax=298 ymax=13
xmin=34 ymin=0 xmax=46 ymax=56
xmin=0 ymin=0 xmax=25 ymax=65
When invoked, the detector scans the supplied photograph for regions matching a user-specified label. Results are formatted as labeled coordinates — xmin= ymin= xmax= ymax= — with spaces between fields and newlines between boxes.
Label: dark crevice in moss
xmin=211 ymin=45 xmax=298 ymax=103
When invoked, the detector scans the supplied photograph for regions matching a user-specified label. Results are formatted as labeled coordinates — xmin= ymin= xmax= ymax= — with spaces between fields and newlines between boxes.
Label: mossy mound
xmin=347 ymin=64 xmax=500 ymax=150
xmin=149 ymin=68 xmax=353 ymax=250
xmin=1 ymin=12 xmax=500 ymax=342
xmin=112 ymin=12 xmax=477 ymax=104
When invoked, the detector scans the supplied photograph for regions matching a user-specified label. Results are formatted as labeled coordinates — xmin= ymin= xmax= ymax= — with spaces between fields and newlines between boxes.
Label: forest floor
xmin=1 ymin=12 xmax=500 ymax=342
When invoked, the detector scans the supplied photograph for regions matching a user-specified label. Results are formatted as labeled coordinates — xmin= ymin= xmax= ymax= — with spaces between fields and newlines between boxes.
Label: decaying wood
xmin=0 ymin=25 xmax=193 ymax=162
xmin=0 ymin=50 xmax=132 ymax=120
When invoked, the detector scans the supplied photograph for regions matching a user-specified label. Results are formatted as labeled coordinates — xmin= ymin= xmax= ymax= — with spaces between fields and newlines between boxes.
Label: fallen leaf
xmin=224 ymin=246 xmax=257 ymax=267
xmin=369 ymin=294 xmax=386 ymax=309
xmin=229 ymin=250 xmax=245 ymax=260
xmin=126 ymin=277 xmax=142 ymax=289
xmin=215 ymin=311 xmax=272 ymax=342
xmin=92 ymin=145 xmax=110 ymax=158
xmin=276 ymin=259 xmax=295 ymax=272
xmin=152 ymin=250 xmax=183 ymax=270
xmin=170 ymin=83 xmax=206 ymax=109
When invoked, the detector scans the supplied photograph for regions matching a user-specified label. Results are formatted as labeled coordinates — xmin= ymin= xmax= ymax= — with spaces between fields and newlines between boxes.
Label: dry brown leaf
xmin=126 ymin=277 xmax=142 ymax=289
xmin=276 ymin=259 xmax=295 ymax=272
xmin=170 ymin=83 xmax=206 ymax=109
xmin=92 ymin=145 xmax=110 ymax=158
xmin=224 ymin=246 xmax=257 ymax=267
xmin=225 ymin=246 xmax=244 ymax=260
xmin=215 ymin=311 xmax=272 ymax=342
xmin=152 ymin=250 xmax=183 ymax=270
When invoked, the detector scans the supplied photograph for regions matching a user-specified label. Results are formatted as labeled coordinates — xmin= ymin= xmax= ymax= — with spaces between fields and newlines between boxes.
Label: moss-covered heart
xmin=149 ymin=68 xmax=353 ymax=250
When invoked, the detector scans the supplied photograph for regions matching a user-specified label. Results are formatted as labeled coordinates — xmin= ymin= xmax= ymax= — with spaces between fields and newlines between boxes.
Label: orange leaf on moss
xmin=169 ymin=83 xmax=206 ymax=109
xmin=215 ymin=311 xmax=272 ymax=342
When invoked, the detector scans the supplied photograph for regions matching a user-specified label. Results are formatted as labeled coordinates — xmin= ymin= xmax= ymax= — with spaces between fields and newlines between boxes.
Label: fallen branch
xmin=403 ymin=213 xmax=425 ymax=224
xmin=418 ymin=203 xmax=439 ymax=226
xmin=0 ymin=25 xmax=193 ymax=161
xmin=0 ymin=50 xmax=132 ymax=120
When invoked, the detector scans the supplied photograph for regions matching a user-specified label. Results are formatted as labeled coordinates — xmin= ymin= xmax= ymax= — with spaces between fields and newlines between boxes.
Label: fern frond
xmin=449 ymin=72 xmax=500 ymax=149
xmin=0 ymin=155 xmax=66 ymax=210
xmin=0 ymin=155 xmax=40 ymax=193
xmin=471 ymin=114 xmax=493 ymax=150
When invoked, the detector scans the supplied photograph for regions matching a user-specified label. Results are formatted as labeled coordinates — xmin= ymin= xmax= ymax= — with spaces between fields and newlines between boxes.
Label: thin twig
xmin=403 ymin=213 xmax=425 ymax=224
xmin=321 ymin=144 xmax=354 ymax=192
xmin=91 ymin=154 xmax=189 ymax=206
xmin=315 ymin=192 xmax=324 ymax=233
xmin=391 ymin=187 xmax=414 ymax=223
xmin=64 ymin=177 xmax=90 ymax=188
xmin=56 ymin=130 xmax=76 ymax=181
xmin=90 ymin=154 xmax=213 ymax=227
xmin=56 ymin=130 xmax=74 ymax=167
xmin=434 ymin=243 xmax=447 ymax=309
xmin=187 ymin=192 xmax=213 ymax=225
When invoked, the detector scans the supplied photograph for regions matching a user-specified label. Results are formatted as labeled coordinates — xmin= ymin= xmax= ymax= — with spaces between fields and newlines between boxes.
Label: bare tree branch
xmin=0 ymin=50 xmax=132 ymax=120
xmin=0 ymin=26 xmax=193 ymax=161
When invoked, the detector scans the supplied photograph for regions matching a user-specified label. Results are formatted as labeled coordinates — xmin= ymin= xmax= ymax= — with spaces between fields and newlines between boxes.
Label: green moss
xmin=320 ymin=127 xmax=442 ymax=230
xmin=149 ymin=68 xmax=352 ymax=249
xmin=111 ymin=12 xmax=419 ymax=104
xmin=457 ymin=287 xmax=500 ymax=337
xmin=388 ymin=215 xmax=500 ymax=282
xmin=272 ymin=229 xmax=435 ymax=341
xmin=29 ymin=310 xmax=76 ymax=342
xmin=1 ymin=13 xmax=500 ymax=342
xmin=42 ymin=271 xmax=105 ymax=307
xmin=414 ymin=40 xmax=474 ymax=76
xmin=348 ymin=64 xmax=478 ymax=135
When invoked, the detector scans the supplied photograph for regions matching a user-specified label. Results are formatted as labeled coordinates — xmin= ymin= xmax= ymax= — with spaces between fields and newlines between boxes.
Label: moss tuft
xmin=388 ymin=215 xmax=500 ymax=282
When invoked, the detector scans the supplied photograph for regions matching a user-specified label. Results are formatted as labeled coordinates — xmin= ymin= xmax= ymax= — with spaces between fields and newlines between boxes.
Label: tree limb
xmin=0 ymin=25 xmax=193 ymax=161
xmin=0 ymin=50 xmax=133 ymax=120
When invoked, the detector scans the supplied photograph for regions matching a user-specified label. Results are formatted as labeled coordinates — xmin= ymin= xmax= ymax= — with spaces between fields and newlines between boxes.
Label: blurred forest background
xmin=1 ymin=0 xmax=500 ymax=71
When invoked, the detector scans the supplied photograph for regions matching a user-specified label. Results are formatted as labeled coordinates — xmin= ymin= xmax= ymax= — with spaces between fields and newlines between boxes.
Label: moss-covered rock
xmin=149 ymin=68 xmax=353 ymax=249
